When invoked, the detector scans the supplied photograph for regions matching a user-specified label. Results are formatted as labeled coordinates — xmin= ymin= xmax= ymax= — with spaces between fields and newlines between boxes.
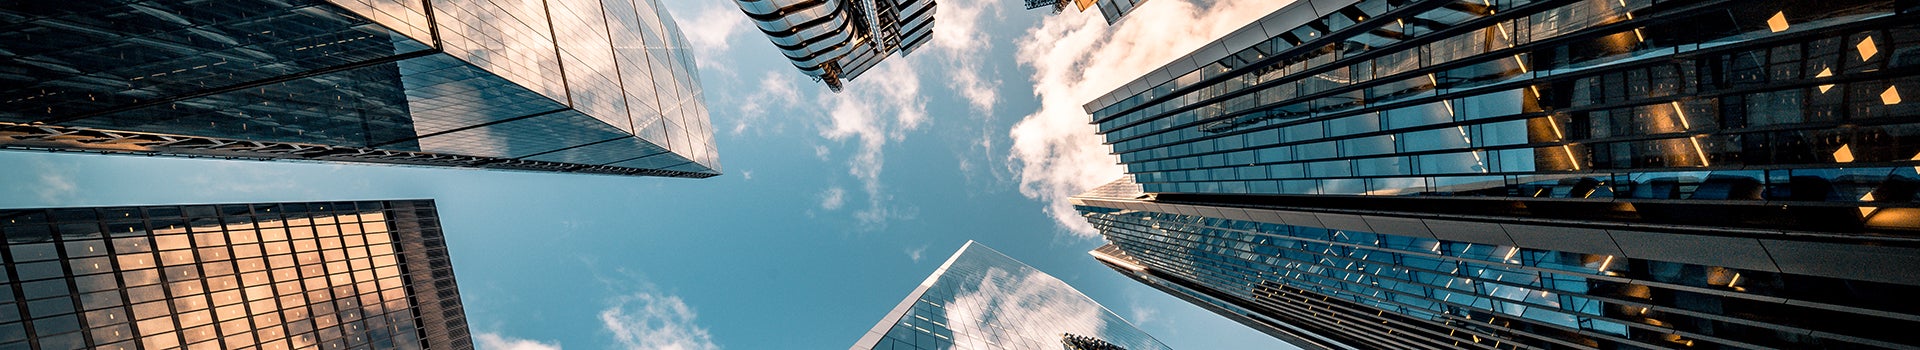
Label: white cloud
xmin=819 ymin=187 xmax=847 ymax=210
xmin=740 ymin=170 xmax=753 ymax=180
xmin=600 ymin=292 xmax=720 ymax=350
xmin=926 ymin=0 xmax=1004 ymax=114
xmin=818 ymin=62 xmax=927 ymax=228
xmin=907 ymin=245 xmax=928 ymax=262
xmin=1129 ymin=301 xmax=1161 ymax=326
xmin=733 ymin=72 xmax=802 ymax=136
xmin=674 ymin=1 xmax=751 ymax=74
xmin=475 ymin=333 xmax=563 ymax=350
xmin=1008 ymin=0 xmax=1290 ymax=238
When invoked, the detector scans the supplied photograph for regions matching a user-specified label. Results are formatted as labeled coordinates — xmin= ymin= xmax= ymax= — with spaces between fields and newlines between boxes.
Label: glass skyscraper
xmin=0 ymin=0 xmax=719 ymax=178
xmin=0 ymin=200 xmax=470 ymax=350
xmin=735 ymin=0 xmax=934 ymax=92
xmin=1023 ymin=0 xmax=1149 ymax=25
xmin=1075 ymin=0 xmax=1920 ymax=348
xmin=851 ymin=241 xmax=1167 ymax=350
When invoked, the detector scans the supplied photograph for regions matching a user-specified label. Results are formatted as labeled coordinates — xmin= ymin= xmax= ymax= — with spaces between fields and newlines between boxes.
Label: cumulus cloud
xmin=1008 ymin=0 xmax=1290 ymax=238
xmin=475 ymin=333 xmax=563 ymax=350
xmin=819 ymin=186 xmax=847 ymax=210
xmin=600 ymin=292 xmax=721 ymax=350
xmin=925 ymin=0 xmax=1004 ymax=114
xmin=818 ymin=62 xmax=927 ymax=228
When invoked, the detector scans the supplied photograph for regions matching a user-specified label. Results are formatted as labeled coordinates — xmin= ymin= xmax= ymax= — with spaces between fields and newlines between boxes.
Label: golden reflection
xmin=1860 ymin=192 xmax=1878 ymax=217
xmin=1858 ymin=37 xmax=1879 ymax=61
xmin=1834 ymin=144 xmax=1855 ymax=163
xmin=1815 ymin=68 xmax=1834 ymax=93
xmin=1882 ymin=86 xmax=1902 ymax=105
xmin=1767 ymin=12 xmax=1789 ymax=32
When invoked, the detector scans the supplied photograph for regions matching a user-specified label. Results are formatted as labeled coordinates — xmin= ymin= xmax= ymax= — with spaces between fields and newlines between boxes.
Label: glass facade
xmin=0 ymin=0 xmax=719 ymax=178
xmin=851 ymin=241 xmax=1166 ymax=350
xmin=1023 ymin=0 xmax=1147 ymax=25
xmin=1081 ymin=0 xmax=1920 ymax=233
xmin=735 ymin=0 xmax=934 ymax=92
xmin=1074 ymin=178 xmax=1920 ymax=349
xmin=0 ymin=200 xmax=470 ymax=350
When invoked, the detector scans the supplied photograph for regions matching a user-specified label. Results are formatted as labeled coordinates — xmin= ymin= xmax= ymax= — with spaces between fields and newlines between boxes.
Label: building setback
xmin=1075 ymin=0 xmax=1920 ymax=348
xmin=735 ymin=0 xmax=934 ymax=92
xmin=851 ymin=241 xmax=1166 ymax=350
xmin=0 ymin=200 xmax=470 ymax=350
xmin=0 ymin=0 xmax=720 ymax=178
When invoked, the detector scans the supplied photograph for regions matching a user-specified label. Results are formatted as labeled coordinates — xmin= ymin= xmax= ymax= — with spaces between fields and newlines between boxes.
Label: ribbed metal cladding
xmin=389 ymin=201 xmax=472 ymax=350
xmin=734 ymin=0 xmax=935 ymax=91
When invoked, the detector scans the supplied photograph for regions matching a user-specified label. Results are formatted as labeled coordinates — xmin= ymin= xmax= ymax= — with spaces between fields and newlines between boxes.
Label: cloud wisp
xmin=475 ymin=333 xmax=564 ymax=350
xmin=1008 ymin=0 xmax=1291 ymax=238
xmin=819 ymin=186 xmax=847 ymax=211
xmin=673 ymin=1 xmax=751 ymax=75
xmin=600 ymin=292 xmax=722 ymax=350
xmin=817 ymin=62 xmax=927 ymax=229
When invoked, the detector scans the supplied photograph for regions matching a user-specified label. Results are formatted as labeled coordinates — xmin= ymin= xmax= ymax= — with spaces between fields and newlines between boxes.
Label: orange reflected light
xmin=1858 ymin=37 xmax=1879 ymax=61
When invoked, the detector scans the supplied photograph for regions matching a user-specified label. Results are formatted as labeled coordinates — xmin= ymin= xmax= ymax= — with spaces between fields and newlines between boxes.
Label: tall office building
xmin=0 ymin=0 xmax=720 ymax=178
xmin=735 ymin=0 xmax=934 ymax=92
xmin=0 ymin=200 xmax=470 ymax=350
xmin=1076 ymin=0 xmax=1920 ymax=348
xmin=851 ymin=241 xmax=1167 ymax=350
xmin=1023 ymin=0 xmax=1149 ymax=25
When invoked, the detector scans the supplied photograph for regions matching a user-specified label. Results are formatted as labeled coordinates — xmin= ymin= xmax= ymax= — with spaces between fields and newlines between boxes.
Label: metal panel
xmin=1306 ymin=0 xmax=1363 ymax=16
xmin=1192 ymin=44 xmax=1232 ymax=71
xmin=1500 ymin=223 xmax=1624 ymax=256
xmin=1274 ymin=211 xmax=1322 ymax=227
xmin=1222 ymin=26 xmax=1269 ymax=51
xmin=1218 ymin=207 xmax=1257 ymax=222
xmin=1313 ymin=213 xmax=1373 ymax=232
xmin=1762 ymin=240 xmax=1920 ymax=286
xmin=1247 ymin=208 xmax=1296 ymax=226
xmin=1423 ymin=220 xmax=1514 ymax=246
xmin=1361 ymin=215 xmax=1435 ymax=239
xmin=1609 ymin=230 xmax=1780 ymax=272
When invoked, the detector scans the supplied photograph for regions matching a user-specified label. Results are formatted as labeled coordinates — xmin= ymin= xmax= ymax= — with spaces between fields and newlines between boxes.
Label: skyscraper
xmin=0 ymin=0 xmax=719 ymax=178
xmin=1075 ymin=0 xmax=1920 ymax=348
xmin=735 ymin=0 xmax=934 ymax=92
xmin=0 ymin=200 xmax=470 ymax=350
xmin=1023 ymin=0 xmax=1149 ymax=25
xmin=851 ymin=241 xmax=1167 ymax=350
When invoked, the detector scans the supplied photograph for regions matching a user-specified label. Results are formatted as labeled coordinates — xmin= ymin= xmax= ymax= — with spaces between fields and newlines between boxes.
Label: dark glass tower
xmin=1075 ymin=0 xmax=1920 ymax=348
xmin=0 ymin=200 xmax=470 ymax=350
xmin=0 ymin=0 xmax=719 ymax=178
xmin=851 ymin=241 xmax=1167 ymax=350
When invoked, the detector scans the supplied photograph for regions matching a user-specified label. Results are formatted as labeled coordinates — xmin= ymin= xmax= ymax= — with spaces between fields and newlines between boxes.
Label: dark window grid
xmin=1105 ymin=54 xmax=1888 ymax=163
xmin=1241 ymin=287 xmax=1495 ymax=350
xmin=1122 ymin=234 xmax=1624 ymax=350
xmin=1093 ymin=212 xmax=1918 ymax=345
xmin=1089 ymin=0 xmax=1446 ymax=122
xmin=1093 ymin=0 xmax=1547 ymax=129
xmin=1102 ymin=8 xmax=1909 ymax=151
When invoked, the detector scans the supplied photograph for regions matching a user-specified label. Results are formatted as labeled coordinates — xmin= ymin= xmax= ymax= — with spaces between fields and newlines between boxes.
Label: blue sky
xmin=0 ymin=0 xmax=1304 ymax=349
